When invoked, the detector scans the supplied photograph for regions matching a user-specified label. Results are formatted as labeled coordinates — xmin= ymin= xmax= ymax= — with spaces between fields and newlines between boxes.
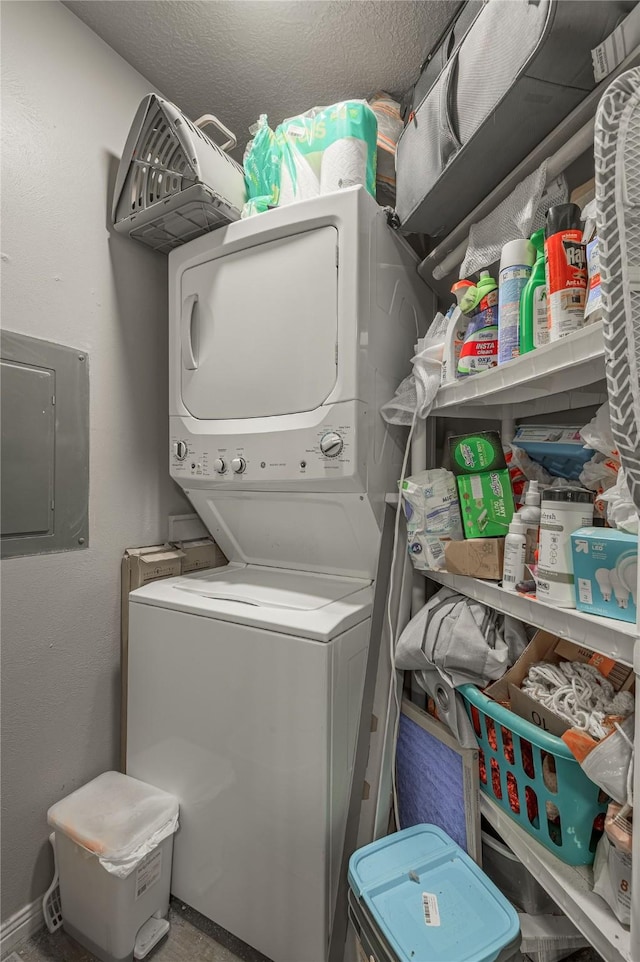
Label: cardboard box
xmin=571 ymin=527 xmax=638 ymax=625
xmin=443 ymin=538 xmax=505 ymax=580
xmin=485 ymin=631 xmax=634 ymax=738
xmin=172 ymin=537 xmax=228 ymax=573
xmin=449 ymin=433 xmax=515 ymax=539
xmin=553 ymin=638 xmax=634 ymax=693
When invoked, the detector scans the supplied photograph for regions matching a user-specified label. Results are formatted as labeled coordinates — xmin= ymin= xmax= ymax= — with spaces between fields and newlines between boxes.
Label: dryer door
xmin=180 ymin=226 xmax=338 ymax=420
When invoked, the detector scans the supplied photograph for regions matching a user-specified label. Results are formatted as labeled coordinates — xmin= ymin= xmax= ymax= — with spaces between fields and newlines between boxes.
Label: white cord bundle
xmin=522 ymin=661 xmax=634 ymax=739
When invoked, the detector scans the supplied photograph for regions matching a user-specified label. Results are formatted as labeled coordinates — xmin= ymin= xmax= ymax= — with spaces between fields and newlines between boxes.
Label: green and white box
xmin=449 ymin=433 xmax=515 ymax=539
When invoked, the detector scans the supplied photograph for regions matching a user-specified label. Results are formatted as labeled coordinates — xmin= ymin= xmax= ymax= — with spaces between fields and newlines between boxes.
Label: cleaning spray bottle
xmin=441 ymin=280 xmax=475 ymax=384
xmin=517 ymin=480 xmax=541 ymax=567
xmin=497 ymin=239 xmax=535 ymax=363
xmin=503 ymin=516 xmax=527 ymax=592
xmin=457 ymin=271 xmax=499 ymax=377
xmin=545 ymin=204 xmax=587 ymax=341
xmin=519 ymin=229 xmax=548 ymax=354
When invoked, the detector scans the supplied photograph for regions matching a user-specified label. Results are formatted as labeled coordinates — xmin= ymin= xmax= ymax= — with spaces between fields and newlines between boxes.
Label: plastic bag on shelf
xmin=579 ymin=452 xmax=620 ymax=520
xmin=600 ymin=467 xmax=639 ymax=534
xmin=242 ymin=114 xmax=281 ymax=218
xmin=400 ymin=469 xmax=463 ymax=571
xmin=593 ymin=803 xmax=633 ymax=925
xmin=580 ymin=401 xmax=619 ymax=460
xmin=368 ymin=91 xmax=403 ymax=203
xmin=579 ymin=452 xmax=620 ymax=493
xmin=504 ymin=443 xmax=552 ymax=506
xmin=562 ymin=713 xmax=634 ymax=807
xmin=381 ymin=314 xmax=446 ymax=425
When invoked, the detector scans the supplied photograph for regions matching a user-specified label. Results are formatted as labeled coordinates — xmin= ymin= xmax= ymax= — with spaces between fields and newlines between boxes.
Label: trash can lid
xmin=348 ymin=824 xmax=520 ymax=962
xmin=47 ymin=771 xmax=179 ymax=861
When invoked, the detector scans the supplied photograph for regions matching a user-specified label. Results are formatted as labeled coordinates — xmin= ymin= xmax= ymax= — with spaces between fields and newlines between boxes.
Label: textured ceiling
xmin=63 ymin=0 xmax=458 ymax=157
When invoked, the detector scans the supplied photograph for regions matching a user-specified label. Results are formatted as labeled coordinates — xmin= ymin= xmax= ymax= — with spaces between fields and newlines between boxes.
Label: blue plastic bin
xmin=460 ymin=684 xmax=607 ymax=866
xmin=348 ymin=824 xmax=520 ymax=962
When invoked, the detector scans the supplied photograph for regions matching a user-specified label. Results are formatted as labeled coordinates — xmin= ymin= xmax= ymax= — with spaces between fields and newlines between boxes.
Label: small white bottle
xmin=517 ymin=480 xmax=541 ymax=567
xmin=441 ymin=306 xmax=468 ymax=384
xmin=503 ymin=517 xmax=526 ymax=592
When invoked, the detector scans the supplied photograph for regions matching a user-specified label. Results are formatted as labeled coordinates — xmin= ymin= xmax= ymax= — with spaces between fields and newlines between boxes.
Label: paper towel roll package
xmin=277 ymin=100 xmax=377 ymax=206
xmin=279 ymin=151 xmax=320 ymax=206
xmin=320 ymin=138 xmax=369 ymax=194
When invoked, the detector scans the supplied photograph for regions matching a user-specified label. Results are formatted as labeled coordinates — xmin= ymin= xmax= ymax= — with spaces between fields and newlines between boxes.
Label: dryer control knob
xmin=213 ymin=458 xmax=226 ymax=474
xmin=231 ymin=457 xmax=246 ymax=474
xmin=173 ymin=440 xmax=188 ymax=461
xmin=320 ymin=432 xmax=343 ymax=458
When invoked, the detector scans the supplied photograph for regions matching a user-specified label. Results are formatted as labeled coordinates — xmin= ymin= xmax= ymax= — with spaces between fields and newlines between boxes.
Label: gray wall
xmin=1 ymin=0 xmax=189 ymax=922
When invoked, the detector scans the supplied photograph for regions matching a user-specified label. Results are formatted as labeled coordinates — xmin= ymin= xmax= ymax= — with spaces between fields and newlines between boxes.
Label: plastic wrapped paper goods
xmin=242 ymin=114 xmax=281 ymax=217
xmin=242 ymin=100 xmax=377 ymax=215
xmin=400 ymin=469 xmax=463 ymax=570
xmin=368 ymin=91 xmax=403 ymax=203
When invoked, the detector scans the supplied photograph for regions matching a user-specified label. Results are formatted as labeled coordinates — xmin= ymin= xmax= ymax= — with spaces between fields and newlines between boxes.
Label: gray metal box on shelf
xmin=112 ymin=95 xmax=246 ymax=254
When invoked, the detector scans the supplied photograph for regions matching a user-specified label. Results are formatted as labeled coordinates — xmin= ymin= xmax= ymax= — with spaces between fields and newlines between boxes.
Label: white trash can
xmin=47 ymin=771 xmax=179 ymax=962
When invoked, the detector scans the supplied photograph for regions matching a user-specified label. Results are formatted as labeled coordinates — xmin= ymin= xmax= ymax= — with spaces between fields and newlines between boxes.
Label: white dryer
xmin=126 ymin=188 xmax=432 ymax=962
xmin=167 ymin=186 xmax=431 ymax=578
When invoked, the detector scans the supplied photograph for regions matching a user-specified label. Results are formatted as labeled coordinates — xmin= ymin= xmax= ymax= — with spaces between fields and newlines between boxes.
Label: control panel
xmin=170 ymin=419 xmax=359 ymax=486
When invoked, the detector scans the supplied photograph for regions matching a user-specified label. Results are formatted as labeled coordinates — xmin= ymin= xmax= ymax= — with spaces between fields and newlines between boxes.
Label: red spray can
xmin=544 ymin=203 xmax=587 ymax=342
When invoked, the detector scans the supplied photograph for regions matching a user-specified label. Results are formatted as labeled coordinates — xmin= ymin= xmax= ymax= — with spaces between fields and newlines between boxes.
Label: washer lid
xmin=130 ymin=563 xmax=373 ymax=640
xmin=176 ymin=563 xmax=370 ymax=609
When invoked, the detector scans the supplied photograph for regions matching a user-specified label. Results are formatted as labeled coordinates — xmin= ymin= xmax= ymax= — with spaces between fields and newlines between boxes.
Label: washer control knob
xmin=213 ymin=458 xmax=226 ymax=474
xmin=320 ymin=432 xmax=344 ymax=458
xmin=231 ymin=457 xmax=246 ymax=474
xmin=173 ymin=440 xmax=188 ymax=461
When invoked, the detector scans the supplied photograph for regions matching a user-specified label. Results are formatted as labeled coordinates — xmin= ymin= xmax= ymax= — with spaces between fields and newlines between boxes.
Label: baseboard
xmin=0 ymin=897 xmax=44 ymax=956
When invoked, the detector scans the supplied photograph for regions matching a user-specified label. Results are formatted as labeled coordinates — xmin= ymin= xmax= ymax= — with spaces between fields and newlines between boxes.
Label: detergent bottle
xmin=519 ymin=229 xmax=548 ymax=354
xmin=457 ymin=271 xmax=499 ymax=377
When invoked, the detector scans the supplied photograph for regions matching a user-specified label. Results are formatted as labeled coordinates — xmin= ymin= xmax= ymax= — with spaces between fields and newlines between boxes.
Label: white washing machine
xmin=126 ymin=187 xmax=433 ymax=962
xmin=127 ymin=564 xmax=372 ymax=962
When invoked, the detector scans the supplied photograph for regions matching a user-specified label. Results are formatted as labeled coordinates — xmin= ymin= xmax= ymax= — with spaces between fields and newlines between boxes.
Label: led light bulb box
xmin=571 ymin=527 xmax=638 ymax=624
xmin=448 ymin=432 xmax=515 ymax=539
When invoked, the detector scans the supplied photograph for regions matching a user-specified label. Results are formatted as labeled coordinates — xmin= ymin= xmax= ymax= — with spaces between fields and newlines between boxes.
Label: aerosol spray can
xmin=545 ymin=204 xmax=587 ymax=341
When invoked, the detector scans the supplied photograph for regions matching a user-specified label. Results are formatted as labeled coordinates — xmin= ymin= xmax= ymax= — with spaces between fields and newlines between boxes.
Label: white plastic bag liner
xmin=381 ymin=316 xmax=445 ymax=425
xmin=600 ymin=467 xmax=639 ymax=534
xmin=48 ymin=771 xmax=179 ymax=879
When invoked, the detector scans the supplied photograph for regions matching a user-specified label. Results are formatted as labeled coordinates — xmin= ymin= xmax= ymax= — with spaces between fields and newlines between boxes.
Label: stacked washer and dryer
xmin=126 ymin=187 xmax=432 ymax=962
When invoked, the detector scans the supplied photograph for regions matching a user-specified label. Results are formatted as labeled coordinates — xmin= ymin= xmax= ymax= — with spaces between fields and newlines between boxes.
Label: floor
xmin=4 ymin=900 xmax=271 ymax=962
xmin=3 ymin=899 xmax=606 ymax=962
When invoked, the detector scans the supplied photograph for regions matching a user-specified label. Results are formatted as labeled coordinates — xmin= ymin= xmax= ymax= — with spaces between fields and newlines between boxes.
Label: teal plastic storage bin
xmin=348 ymin=824 xmax=520 ymax=962
xmin=460 ymin=684 xmax=607 ymax=866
